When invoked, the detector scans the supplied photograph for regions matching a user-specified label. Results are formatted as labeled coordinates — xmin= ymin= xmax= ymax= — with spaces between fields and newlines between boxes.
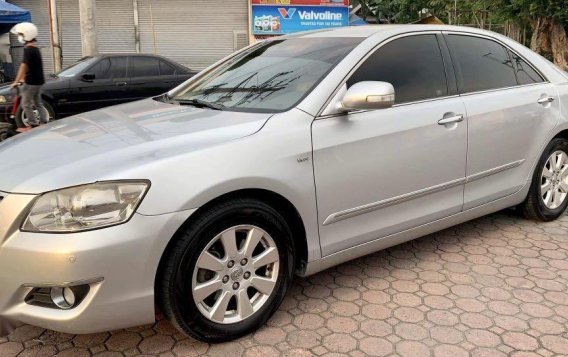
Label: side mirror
xmin=339 ymin=81 xmax=395 ymax=112
xmin=81 ymin=73 xmax=95 ymax=81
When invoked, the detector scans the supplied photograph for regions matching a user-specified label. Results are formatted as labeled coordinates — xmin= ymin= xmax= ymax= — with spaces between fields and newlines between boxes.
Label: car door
xmin=444 ymin=33 xmax=561 ymax=210
xmin=312 ymin=33 xmax=468 ymax=256
xmin=65 ymin=56 xmax=129 ymax=115
xmin=127 ymin=56 xmax=163 ymax=100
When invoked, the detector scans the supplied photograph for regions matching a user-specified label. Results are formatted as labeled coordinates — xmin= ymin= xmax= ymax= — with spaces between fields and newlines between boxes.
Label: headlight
xmin=22 ymin=181 xmax=150 ymax=233
xmin=0 ymin=95 xmax=14 ymax=103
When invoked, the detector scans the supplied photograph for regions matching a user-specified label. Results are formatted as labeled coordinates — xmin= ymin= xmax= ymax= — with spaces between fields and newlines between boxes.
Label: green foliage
xmin=358 ymin=0 xmax=567 ymax=26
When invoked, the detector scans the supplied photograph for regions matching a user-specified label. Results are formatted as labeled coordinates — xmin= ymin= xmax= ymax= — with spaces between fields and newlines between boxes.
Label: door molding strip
xmin=322 ymin=159 xmax=525 ymax=226
xmin=322 ymin=177 xmax=466 ymax=226
xmin=466 ymin=159 xmax=525 ymax=183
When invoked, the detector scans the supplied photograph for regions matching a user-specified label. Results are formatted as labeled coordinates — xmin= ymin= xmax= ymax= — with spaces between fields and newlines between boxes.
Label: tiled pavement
xmin=2 ymin=210 xmax=568 ymax=357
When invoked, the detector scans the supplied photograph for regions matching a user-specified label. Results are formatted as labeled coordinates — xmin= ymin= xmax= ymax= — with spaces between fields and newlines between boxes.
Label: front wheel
xmin=158 ymin=199 xmax=294 ymax=342
xmin=519 ymin=137 xmax=568 ymax=221
xmin=15 ymin=101 xmax=55 ymax=128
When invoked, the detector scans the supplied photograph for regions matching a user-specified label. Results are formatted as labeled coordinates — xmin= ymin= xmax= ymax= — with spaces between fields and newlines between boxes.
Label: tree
xmin=491 ymin=0 xmax=568 ymax=69
xmin=355 ymin=0 xmax=568 ymax=70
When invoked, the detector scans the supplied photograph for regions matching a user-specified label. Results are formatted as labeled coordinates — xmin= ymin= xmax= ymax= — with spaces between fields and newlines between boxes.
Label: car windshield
xmin=172 ymin=37 xmax=362 ymax=113
xmin=56 ymin=57 xmax=97 ymax=78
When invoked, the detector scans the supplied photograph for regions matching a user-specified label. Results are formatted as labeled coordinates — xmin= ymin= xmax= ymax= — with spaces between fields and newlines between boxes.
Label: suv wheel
xmin=158 ymin=198 xmax=294 ymax=342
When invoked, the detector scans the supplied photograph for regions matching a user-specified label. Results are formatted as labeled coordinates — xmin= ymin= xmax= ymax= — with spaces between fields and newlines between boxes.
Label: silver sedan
xmin=1 ymin=25 xmax=568 ymax=342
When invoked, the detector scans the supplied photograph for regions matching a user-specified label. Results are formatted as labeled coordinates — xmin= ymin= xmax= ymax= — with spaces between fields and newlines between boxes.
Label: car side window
xmin=346 ymin=35 xmax=448 ymax=104
xmin=89 ymin=58 xmax=111 ymax=79
xmin=159 ymin=60 xmax=176 ymax=76
xmin=105 ymin=57 xmax=127 ymax=79
xmin=130 ymin=57 xmax=160 ymax=77
xmin=511 ymin=52 xmax=545 ymax=85
xmin=446 ymin=35 xmax=518 ymax=93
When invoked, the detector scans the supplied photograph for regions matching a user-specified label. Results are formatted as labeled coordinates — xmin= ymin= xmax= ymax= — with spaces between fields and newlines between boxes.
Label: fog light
xmin=50 ymin=287 xmax=75 ymax=309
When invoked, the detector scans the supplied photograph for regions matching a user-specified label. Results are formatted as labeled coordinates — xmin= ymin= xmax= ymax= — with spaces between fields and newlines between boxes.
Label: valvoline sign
xmin=252 ymin=5 xmax=349 ymax=35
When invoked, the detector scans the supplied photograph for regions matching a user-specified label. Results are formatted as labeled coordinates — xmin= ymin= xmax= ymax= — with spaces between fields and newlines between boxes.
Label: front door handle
xmin=537 ymin=96 xmax=555 ymax=105
xmin=116 ymin=81 xmax=128 ymax=86
xmin=438 ymin=114 xmax=464 ymax=125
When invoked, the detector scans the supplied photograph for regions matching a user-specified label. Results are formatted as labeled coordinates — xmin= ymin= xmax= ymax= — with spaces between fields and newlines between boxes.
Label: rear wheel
xmin=158 ymin=198 xmax=294 ymax=342
xmin=519 ymin=138 xmax=568 ymax=221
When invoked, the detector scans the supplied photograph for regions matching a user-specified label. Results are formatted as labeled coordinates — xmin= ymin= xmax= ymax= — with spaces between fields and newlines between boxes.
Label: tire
xmin=0 ymin=128 xmax=9 ymax=142
xmin=15 ymin=101 xmax=55 ymax=128
xmin=519 ymin=137 xmax=568 ymax=221
xmin=158 ymin=198 xmax=294 ymax=342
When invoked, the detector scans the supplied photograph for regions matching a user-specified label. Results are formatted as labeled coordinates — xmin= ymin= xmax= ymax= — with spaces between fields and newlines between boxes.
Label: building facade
xmin=10 ymin=0 xmax=250 ymax=74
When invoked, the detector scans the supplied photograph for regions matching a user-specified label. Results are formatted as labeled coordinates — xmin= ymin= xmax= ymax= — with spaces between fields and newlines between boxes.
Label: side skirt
xmin=300 ymin=181 xmax=530 ymax=277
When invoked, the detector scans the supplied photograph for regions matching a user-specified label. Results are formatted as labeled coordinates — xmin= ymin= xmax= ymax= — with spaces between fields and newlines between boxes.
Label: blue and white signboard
xmin=252 ymin=5 xmax=349 ymax=35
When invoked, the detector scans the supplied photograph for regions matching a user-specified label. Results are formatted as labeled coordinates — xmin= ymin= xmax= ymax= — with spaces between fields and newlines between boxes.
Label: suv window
xmin=511 ymin=52 xmax=544 ymax=85
xmin=159 ymin=60 xmax=176 ymax=75
xmin=347 ymin=35 xmax=448 ymax=104
xmin=130 ymin=56 xmax=160 ymax=77
xmin=447 ymin=35 xmax=518 ymax=93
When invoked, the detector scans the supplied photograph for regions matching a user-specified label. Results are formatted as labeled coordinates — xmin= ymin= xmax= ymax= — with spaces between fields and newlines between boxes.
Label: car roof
xmin=288 ymin=24 xmax=504 ymax=39
xmin=94 ymin=53 xmax=169 ymax=59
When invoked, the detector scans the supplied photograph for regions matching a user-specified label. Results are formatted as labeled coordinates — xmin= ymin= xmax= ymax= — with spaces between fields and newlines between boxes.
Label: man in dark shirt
xmin=11 ymin=22 xmax=48 ymax=127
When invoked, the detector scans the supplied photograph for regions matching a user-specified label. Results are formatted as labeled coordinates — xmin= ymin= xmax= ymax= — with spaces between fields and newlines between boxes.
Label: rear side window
xmin=130 ymin=56 xmax=160 ymax=77
xmin=159 ymin=60 xmax=176 ymax=75
xmin=347 ymin=35 xmax=448 ymax=104
xmin=447 ymin=35 xmax=517 ymax=93
xmin=511 ymin=52 xmax=545 ymax=85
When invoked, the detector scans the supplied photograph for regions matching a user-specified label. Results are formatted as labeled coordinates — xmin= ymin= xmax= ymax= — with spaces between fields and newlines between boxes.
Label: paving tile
xmin=3 ymin=212 xmax=568 ymax=356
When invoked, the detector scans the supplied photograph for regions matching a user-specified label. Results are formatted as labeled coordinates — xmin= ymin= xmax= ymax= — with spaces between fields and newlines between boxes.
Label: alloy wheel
xmin=540 ymin=150 xmax=568 ymax=209
xmin=191 ymin=225 xmax=280 ymax=324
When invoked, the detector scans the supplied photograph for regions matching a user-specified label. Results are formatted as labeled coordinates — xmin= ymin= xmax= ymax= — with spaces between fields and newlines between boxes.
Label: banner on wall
xmin=251 ymin=4 xmax=349 ymax=35
xmin=251 ymin=0 xmax=349 ymax=5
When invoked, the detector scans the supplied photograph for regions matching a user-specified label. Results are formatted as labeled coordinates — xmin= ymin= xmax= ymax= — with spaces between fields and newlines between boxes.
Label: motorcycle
xmin=0 ymin=84 xmax=21 ymax=142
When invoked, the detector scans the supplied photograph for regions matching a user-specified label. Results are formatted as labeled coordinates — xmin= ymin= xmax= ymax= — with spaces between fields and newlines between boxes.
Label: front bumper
xmin=0 ymin=192 xmax=194 ymax=336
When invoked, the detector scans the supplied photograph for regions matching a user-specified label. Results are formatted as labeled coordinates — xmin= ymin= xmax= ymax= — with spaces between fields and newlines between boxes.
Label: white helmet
xmin=10 ymin=22 xmax=38 ymax=42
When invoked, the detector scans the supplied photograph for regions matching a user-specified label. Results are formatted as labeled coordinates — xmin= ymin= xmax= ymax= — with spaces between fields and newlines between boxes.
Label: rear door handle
xmin=116 ymin=81 xmax=128 ymax=86
xmin=438 ymin=114 xmax=464 ymax=125
xmin=537 ymin=96 xmax=555 ymax=105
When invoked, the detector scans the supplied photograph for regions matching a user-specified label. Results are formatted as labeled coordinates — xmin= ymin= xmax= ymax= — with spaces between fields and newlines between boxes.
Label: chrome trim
xmin=537 ymin=96 xmax=555 ymax=105
xmin=22 ymin=277 xmax=104 ymax=289
xmin=323 ymin=160 xmax=525 ymax=225
xmin=457 ymin=82 xmax=549 ymax=98
xmin=322 ymin=177 xmax=466 ymax=225
xmin=438 ymin=114 xmax=464 ymax=125
xmin=466 ymin=160 xmax=525 ymax=183
xmin=318 ymin=94 xmax=461 ymax=120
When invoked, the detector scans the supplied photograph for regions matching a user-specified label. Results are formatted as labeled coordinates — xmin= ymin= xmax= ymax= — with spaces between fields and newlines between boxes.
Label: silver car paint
xmin=313 ymin=95 xmax=468 ymax=255
xmin=0 ymin=25 xmax=568 ymax=335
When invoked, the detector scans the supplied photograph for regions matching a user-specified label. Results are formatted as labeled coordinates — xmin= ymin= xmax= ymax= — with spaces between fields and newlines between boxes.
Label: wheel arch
xmin=154 ymin=188 xmax=309 ymax=295
xmin=553 ymin=128 xmax=568 ymax=142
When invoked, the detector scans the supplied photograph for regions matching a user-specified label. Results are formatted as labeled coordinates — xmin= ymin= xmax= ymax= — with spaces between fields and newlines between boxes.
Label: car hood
xmin=0 ymin=99 xmax=272 ymax=194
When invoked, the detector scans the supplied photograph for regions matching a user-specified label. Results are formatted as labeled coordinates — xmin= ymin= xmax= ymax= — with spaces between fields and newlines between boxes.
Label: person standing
xmin=10 ymin=22 xmax=49 ymax=128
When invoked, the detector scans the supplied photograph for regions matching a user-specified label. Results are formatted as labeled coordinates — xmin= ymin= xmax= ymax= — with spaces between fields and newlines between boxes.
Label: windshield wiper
xmin=174 ymin=98 xmax=225 ymax=111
